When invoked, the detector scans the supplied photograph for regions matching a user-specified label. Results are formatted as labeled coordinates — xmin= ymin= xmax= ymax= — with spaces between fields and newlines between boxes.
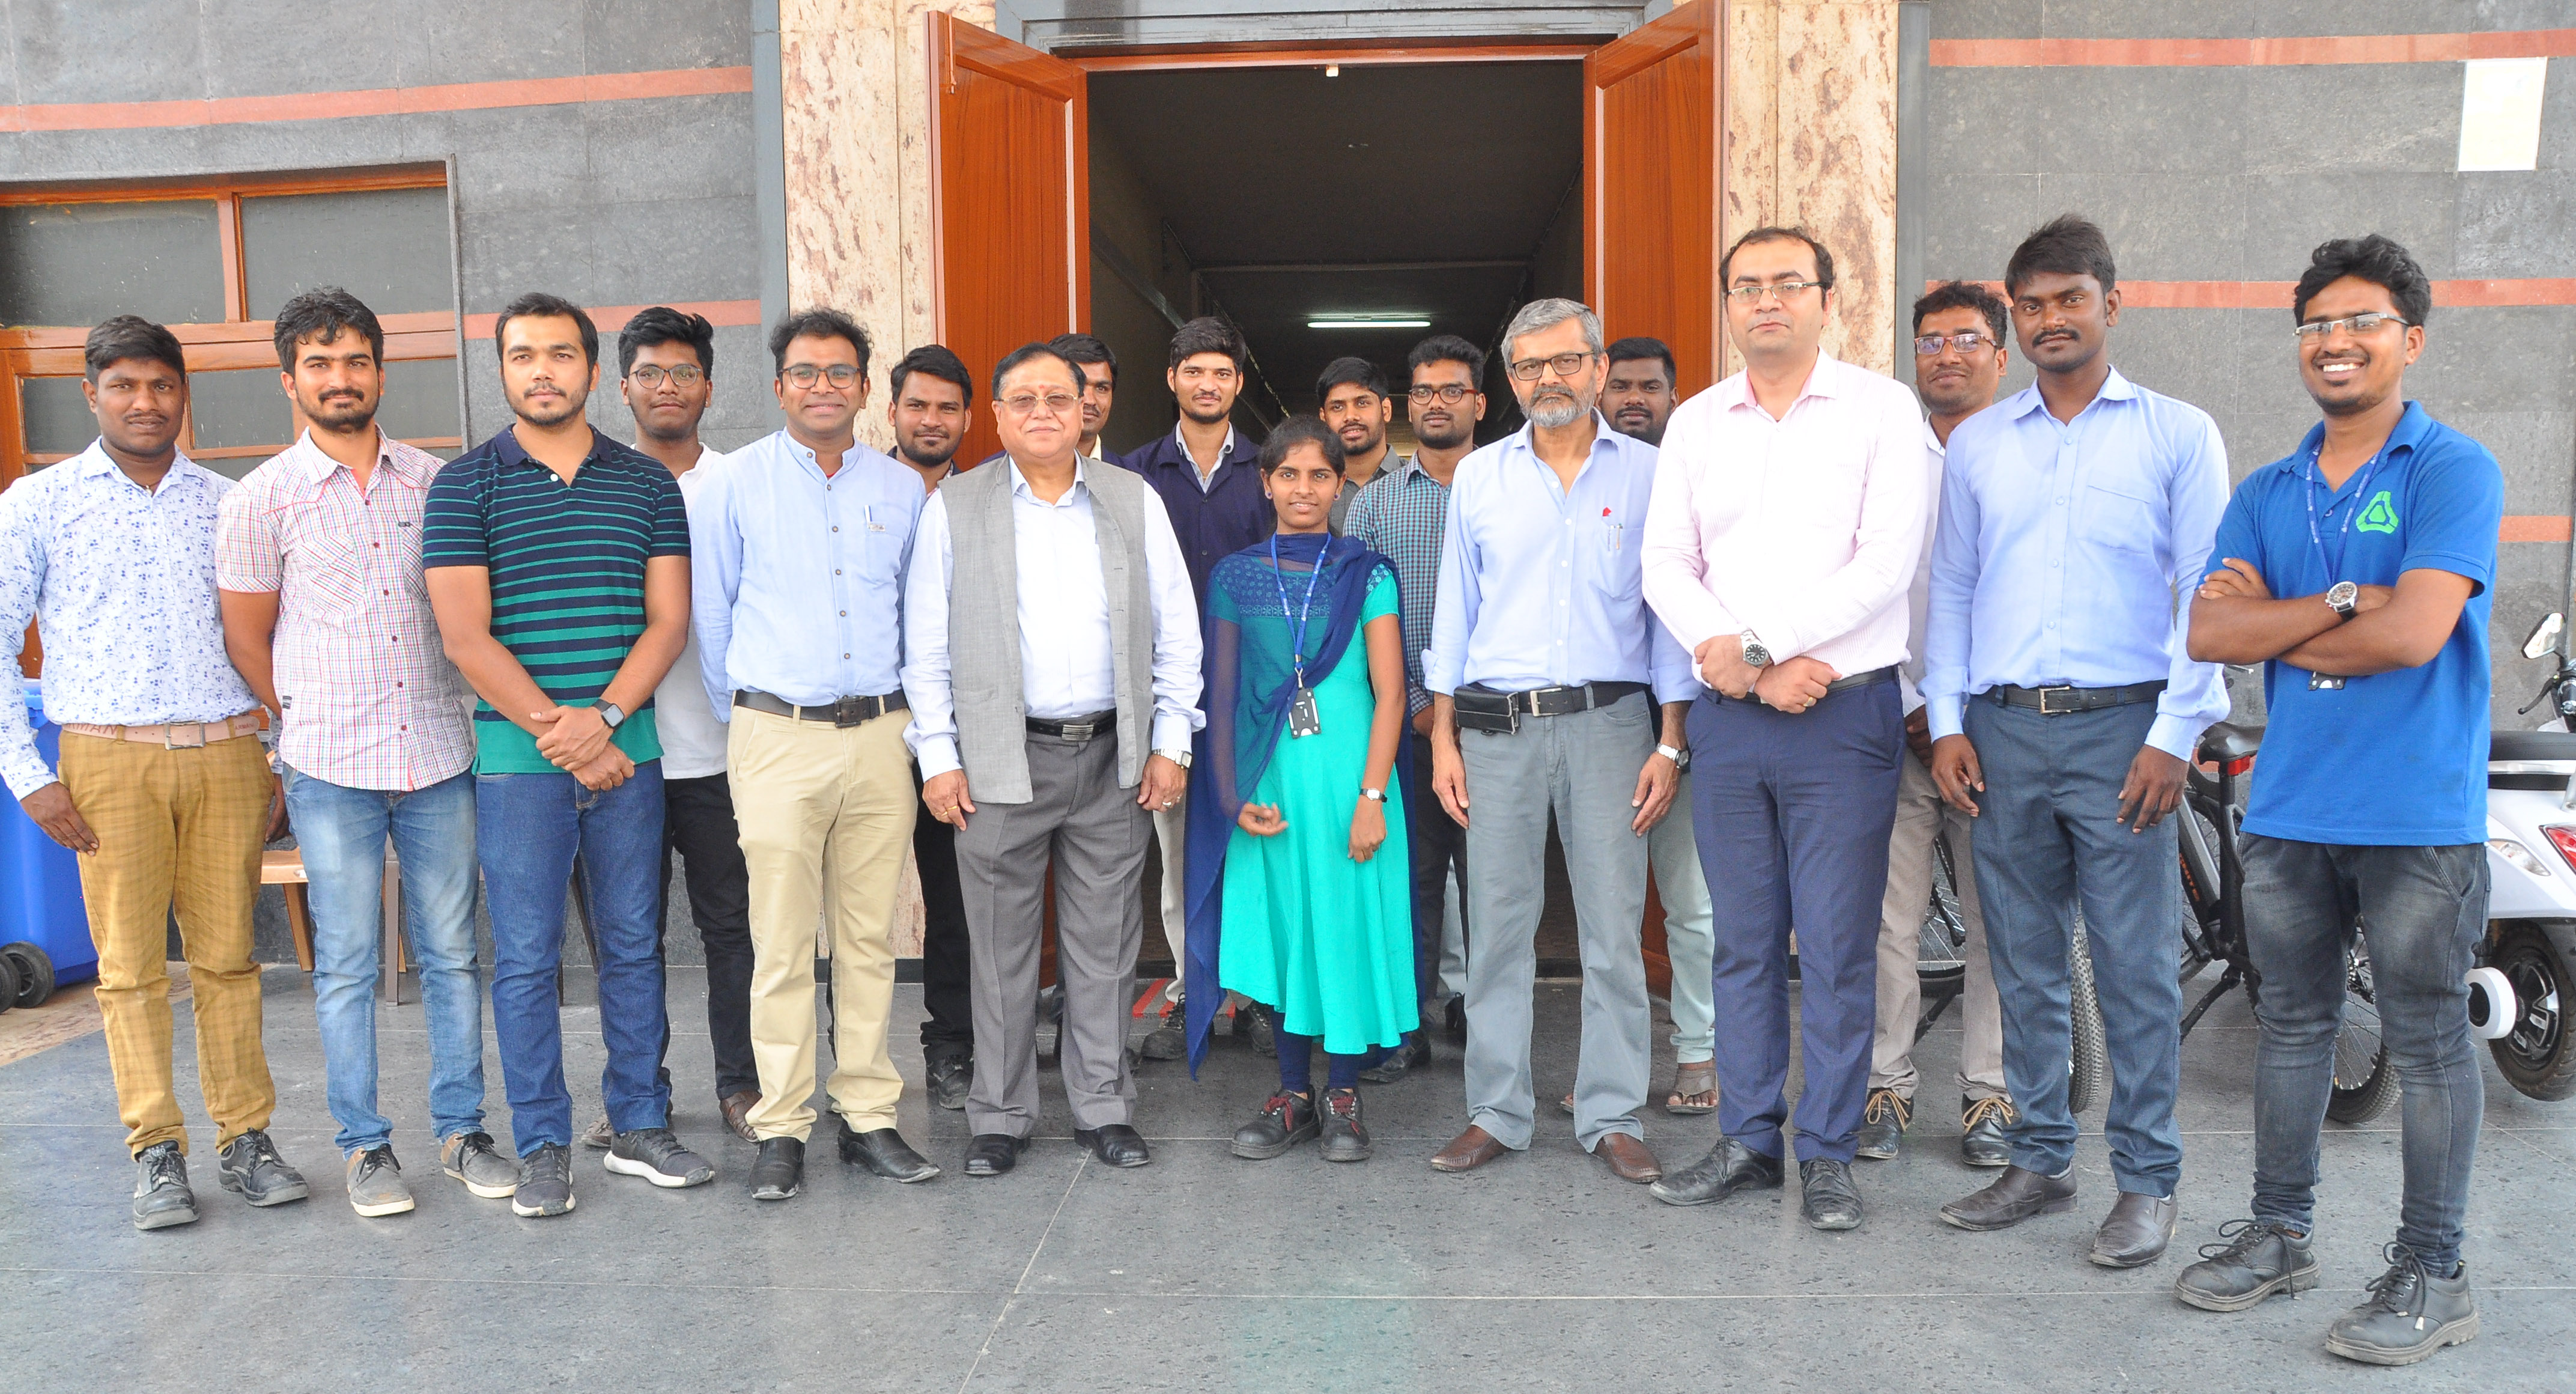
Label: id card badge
xmin=2309 ymin=672 xmax=2346 ymax=691
xmin=1288 ymin=686 xmax=1322 ymax=737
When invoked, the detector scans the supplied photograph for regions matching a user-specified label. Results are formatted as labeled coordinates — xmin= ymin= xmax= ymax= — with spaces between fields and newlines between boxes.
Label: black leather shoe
xmin=964 ymin=1133 xmax=1029 ymax=1178
xmin=1940 ymin=1163 xmax=2077 ymax=1231
xmin=1959 ymin=1094 xmax=2014 ymax=1168
xmin=747 ymin=1137 xmax=804 ymax=1201
xmin=1319 ymin=1088 xmax=1373 ymax=1163
xmin=1232 ymin=1091 xmax=1320 ymax=1160
xmin=1358 ymin=1032 xmax=1430 ymax=1083
xmin=1800 ymin=1158 xmax=1865 ymax=1231
xmin=1444 ymin=995 xmax=1468 ymax=1044
xmin=1139 ymin=994 xmax=1186 ymax=1061
xmin=1075 ymin=1123 xmax=1151 ymax=1168
xmin=2091 ymin=1191 xmax=2179 ymax=1268
xmin=837 ymin=1119 xmax=941 ymax=1182
xmin=1854 ymin=1089 xmax=1909 ymax=1161
xmin=1648 ymin=1137 xmax=1784 ymax=1207
xmin=926 ymin=1054 xmax=972 ymax=1112
xmin=131 ymin=1141 xmax=198 ymax=1231
xmin=2175 ymin=1218 xmax=2319 ymax=1312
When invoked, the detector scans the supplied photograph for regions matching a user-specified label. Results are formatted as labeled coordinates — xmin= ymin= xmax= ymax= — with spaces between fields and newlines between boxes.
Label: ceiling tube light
xmin=1308 ymin=316 xmax=1430 ymax=330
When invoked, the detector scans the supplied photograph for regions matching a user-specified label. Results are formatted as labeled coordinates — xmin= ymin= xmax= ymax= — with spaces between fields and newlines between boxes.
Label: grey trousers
xmin=1459 ymin=692 xmax=1656 ymax=1151
xmin=955 ymin=732 xmax=1151 ymax=1137
xmin=1872 ymin=748 xmax=2006 ymax=1100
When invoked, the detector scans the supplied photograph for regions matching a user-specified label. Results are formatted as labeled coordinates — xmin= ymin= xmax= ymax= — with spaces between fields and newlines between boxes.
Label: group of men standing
xmin=0 ymin=207 xmax=2502 ymax=1367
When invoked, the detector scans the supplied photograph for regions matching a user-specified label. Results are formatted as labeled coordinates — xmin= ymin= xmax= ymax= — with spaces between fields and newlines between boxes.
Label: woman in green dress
xmin=1180 ymin=416 xmax=1415 ymax=1161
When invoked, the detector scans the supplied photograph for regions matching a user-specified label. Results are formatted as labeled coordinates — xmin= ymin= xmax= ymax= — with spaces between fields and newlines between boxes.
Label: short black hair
xmin=1168 ymin=315 xmax=1246 ymax=371
xmin=1721 ymin=226 xmax=1835 ymax=290
xmin=84 ymin=314 xmax=187 ymax=384
xmin=768 ymin=307 xmax=871 ymax=378
xmin=1407 ymin=333 xmax=1487 ymax=384
xmin=1910 ymin=280 xmax=2009 ymax=344
xmin=618 ymin=306 xmax=716 ymax=378
xmin=1314 ymin=356 xmax=1388 ymax=404
xmin=493 ymin=291 xmax=598 ymax=367
xmin=272 ymin=287 xmax=384 ymax=373
xmin=2005 ymin=214 xmax=2117 ymax=298
xmin=991 ymin=341 xmax=1081 ymax=400
xmin=889 ymin=344 xmax=974 ymax=407
xmin=1048 ymin=332 xmax=1117 ymax=386
xmin=2293 ymin=234 xmax=2433 ymax=327
xmin=1605 ymin=336 xmax=1675 ymax=382
xmin=1258 ymin=414 xmax=1346 ymax=476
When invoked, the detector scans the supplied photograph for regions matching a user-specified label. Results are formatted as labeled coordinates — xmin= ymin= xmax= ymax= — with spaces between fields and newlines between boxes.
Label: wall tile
xmin=582 ymin=0 xmax=755 ymax=75
xmin=198 ymin=0 xmax=409 ymax=99
xmin=583 ymin=196 xmax=761 ymax=305
xmin=10 ymin=0 xmax=205 ymax=105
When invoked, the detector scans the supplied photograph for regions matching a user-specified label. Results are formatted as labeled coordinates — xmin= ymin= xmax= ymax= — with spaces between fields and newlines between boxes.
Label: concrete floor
xmin=2 ymin=967 xmax=2570 ymax=1393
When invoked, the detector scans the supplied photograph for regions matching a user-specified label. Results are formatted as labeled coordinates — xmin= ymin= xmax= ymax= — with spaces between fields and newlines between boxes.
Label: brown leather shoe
xmin=1591 ymin=1131 xmax=1662 ymax=1183
xmin=718 ymin=1089 xmax=761 ymax=1144
xmin=1429 ymin=1125 xmax=1510 ymax=1173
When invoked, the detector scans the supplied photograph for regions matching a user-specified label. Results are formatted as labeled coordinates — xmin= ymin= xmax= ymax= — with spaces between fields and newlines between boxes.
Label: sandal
xmin=1665 ymin=1060 xmax=1718 ymax=1115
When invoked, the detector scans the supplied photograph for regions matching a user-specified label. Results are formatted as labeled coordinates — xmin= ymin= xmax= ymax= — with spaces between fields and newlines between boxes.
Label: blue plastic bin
xmin=2 ymin=679 xmax=99 ymax=987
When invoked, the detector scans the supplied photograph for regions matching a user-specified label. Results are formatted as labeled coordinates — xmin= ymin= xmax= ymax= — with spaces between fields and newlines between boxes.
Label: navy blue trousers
xmin=1689 ymin=682 xmax=1901 ymax=1163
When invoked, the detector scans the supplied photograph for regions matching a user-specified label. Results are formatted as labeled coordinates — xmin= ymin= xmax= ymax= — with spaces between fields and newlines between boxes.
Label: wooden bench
xmin=261 ymin=848 xmax=410 ymax=1005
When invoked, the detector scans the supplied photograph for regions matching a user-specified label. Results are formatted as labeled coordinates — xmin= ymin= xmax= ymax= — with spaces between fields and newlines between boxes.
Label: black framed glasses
xmin=782 ymin=364 xmax=861 ymax=389
xmin=628 ymin=364 xmax=705 ymax=388
xmin=2293 ymin=312 xmax=2412 ymax=339
xmin=1408 ymin=383 xmax=1475 ymax=404
xmin=1912 ymin=331 xmax=1996 ymax=356
xmin=1507 ymin=352 xmax=1597 ymax=382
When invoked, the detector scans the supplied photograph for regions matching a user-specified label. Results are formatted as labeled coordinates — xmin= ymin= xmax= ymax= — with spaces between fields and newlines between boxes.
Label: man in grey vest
xmin=902 ymin=342 xmax=1204 ymax=1177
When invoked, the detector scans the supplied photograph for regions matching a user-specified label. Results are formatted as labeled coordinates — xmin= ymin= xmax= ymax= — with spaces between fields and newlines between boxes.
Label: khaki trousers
xmin=58 ymin=729 xmax=274 ymax=1155
xmin=729 ymin=706 xmax=916 ymax=1141
xmin=1873 ymin=747 xmax=2007 ymax=1101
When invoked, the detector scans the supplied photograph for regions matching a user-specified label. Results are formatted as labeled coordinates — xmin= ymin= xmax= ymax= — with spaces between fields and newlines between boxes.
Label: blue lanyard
xmin=2301 ymin=438 xmax=2389 ymax=582
xmin=1269 ymin=534 xmax=1326 ymax=687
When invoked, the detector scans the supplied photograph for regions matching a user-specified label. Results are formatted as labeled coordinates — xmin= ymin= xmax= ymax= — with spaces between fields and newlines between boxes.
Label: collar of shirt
xmin=490 ymin=422 xmax=616 ymax=474
xmin=1009 ymin=455 xmax=1091 ymax=507
xmin=281 ymin=427 xmax=440 ymax=496
xmin=1998 ymin=364 xmax=2140 ymax=428
xmin=1172 ymin=422 xmax=1238 ymax=490
xmin=1493 ymin=413 xmax=1627 ymax=485
xmin=1710 ymin=347 xmax=1856 ymax=421
xmin=73 ymin=438 xmax=214 ymax=496
xmin=2277 ymin=399 xmax=2434 ymax=488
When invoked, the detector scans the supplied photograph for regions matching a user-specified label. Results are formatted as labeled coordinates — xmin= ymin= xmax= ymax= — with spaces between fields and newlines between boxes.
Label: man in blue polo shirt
xmin=2177 ymin=236 xmax=2502 ymax=1367
xmin=424 ymin=293 xmax=712 ymax=1219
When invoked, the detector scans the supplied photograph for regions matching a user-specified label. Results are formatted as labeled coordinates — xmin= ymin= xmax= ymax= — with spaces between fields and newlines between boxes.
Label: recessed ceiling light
xmin=1308 ymin=316 xmax=1430 ymax=330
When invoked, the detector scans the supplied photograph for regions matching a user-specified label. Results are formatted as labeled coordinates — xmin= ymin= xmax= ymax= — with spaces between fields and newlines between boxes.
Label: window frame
xmin=0 ymin=164 xmax=463 ymax=487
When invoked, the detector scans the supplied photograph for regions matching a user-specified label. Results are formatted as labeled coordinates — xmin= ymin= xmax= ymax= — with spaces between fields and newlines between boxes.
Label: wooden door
xmin=1584 ymin=1 xmax=1725 ymax=401
xmin=929 ymin=13 xmax=1090 ymax=468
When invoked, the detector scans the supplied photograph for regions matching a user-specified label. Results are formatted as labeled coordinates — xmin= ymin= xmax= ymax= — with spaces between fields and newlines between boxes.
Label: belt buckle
xmin=831 ymin=696 xmax=870 ymax=728
xmin=1059 ymin=720 xmax=1096 ymax=743
xmin=2037 ymin=686 xmax=2079 ymax=716
xmin=163 ymin=723 xmax=208 ymax=749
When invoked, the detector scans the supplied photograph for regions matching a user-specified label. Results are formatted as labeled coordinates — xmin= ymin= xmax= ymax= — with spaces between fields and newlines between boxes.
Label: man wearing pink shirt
xmin=1639 ymin=227 xmax=1926 ymax=1231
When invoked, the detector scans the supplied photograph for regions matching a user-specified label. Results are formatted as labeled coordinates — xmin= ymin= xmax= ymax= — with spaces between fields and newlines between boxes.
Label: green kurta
xmin=1215 ymin=569 xmax=1420 ymax=1055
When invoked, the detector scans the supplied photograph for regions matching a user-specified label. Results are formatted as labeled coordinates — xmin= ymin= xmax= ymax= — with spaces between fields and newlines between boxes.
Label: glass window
xmin=0 ymin=200 xmax=226 ymax=328
xmin=378 ymin=358 xmax=463 ymax=444
xmin=185 ymin=368 xmax=294 ymax=453
xmin=242 ymin=187 xmax=455 ymax=320
xmin=19 ymin=376 xmax=96 ymax=459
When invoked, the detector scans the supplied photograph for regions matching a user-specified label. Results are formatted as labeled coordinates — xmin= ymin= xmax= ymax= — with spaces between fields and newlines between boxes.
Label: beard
xmin=512 ymin=391 xmax=583 ymax=428
xmin=303 ymin=393 xmax=375 ymax=432
xmin=1526 ymin=388 xmax=1591 ymax=430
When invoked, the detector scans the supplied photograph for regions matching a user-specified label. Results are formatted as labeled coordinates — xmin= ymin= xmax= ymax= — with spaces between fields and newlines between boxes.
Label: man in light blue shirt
xmin=1923 ymin=216 xmax=2229 ymax=1267
xmin=689 ymin=308 xmax=933 ymax=1202
xmin=1422 ymin=298 xmax=1698 ymax=1184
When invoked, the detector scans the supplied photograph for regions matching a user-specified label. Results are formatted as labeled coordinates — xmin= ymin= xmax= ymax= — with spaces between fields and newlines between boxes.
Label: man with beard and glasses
xmin=2177 ymin=236 xmax=2501 ymax=1366
xmin=693 ymin=309 xmax=934 ymax=1202
xmin=2 ymin=316 xmax=308 ymax=1230
xmin=1641 ymin=227 xmax=1924 ymax=1232
xmin=1345 ymin=335 xmax=1483 ymax=1076
xmin=217 ymin=288 xmax=494 ymax=1219
xmin=1925 ymin=215 xmax=2228 ymax=1268
xmin=886 ymin=343 xmax=980 ymax=1109
xmin=1424 ymin=298 xmax=1697 ymax=1186
xmin=1121 ymin=317 xmax=1272 ymax=1061
xmin=1597 ymin=332 xmax=1720 ymax=1119
xmin=562 ymin=308 xmax=760 ymax=1151
xmin=1855 ymin=282 xmax=2015 ymax=1168
xmin=1317 ymin=355 xmax=1394 ymax=533
xmin=425 ymin=293 xmax=711 ymax=1219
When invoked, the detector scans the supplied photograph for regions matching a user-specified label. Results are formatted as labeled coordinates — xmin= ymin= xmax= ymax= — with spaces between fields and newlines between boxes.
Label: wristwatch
xmin=1155 ymin=746 xmax=1193 ymax=769
xmin=2324 ymin=580 xmax=2359 ymax=618
xmin=1359 ymin=787 xmax=1387 ymax=803
xmin=1739 ymin=631 xmax=1773 ymax=669
xmin=596 ymin=701 xmax=627 ymax=729
xmin=1656 ymin=742 xmax=1691 ymax=773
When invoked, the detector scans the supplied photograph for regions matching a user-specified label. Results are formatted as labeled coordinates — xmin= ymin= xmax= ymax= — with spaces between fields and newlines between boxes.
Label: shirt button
xmin=839 ymin=610 xmax=846 ymax=616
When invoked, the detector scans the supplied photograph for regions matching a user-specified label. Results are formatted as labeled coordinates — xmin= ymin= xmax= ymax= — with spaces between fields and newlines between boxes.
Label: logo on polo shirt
xmin=2356 ymin=490 xmax=2399 ymax=534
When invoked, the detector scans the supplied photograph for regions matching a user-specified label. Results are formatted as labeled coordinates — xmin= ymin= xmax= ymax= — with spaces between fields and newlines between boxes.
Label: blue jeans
xmin=1964 ymin=696 xmax=2184 ymax=1196
xmin=476 ymin=764 xmax=671 ymax=1155
xmin=2243 ymin=836 xmax=2485 ymax=1273
xmin=283 ymin=767 xmax=485 ymax=1155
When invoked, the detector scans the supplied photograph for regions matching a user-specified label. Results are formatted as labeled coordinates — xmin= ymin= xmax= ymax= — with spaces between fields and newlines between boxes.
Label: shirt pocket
xmin=2078 ymin=478 xmax=2164 ymax=556
xmin=291 ymin=518 xmax=366 ymax=620
xmin=1590 ymin=516 xmax=1643 ymax=602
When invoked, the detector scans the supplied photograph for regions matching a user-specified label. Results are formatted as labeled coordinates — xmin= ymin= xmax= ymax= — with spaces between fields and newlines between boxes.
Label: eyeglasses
xmin=1408 ymin=383 xmax=1475 ymax=405
xmin=628 ymin=364 xmax=704 ymax=388
xmin=1912 ymin=331 xmax=1996 ymax=357
xmin=781 ymin=364 xmax=861 ymax=389
xmin=1000 ymin=391 xmax=1080 ymax=417
xmin=2293 ymin=312 xmax=2412 ymax=340
xmin=1507 ymin=352 xmax=1597 ymax=382
xmin=1725 ymin=280 xmax=1827 ymax=305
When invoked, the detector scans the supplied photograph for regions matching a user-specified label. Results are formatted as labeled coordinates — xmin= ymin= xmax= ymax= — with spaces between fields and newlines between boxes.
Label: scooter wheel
xmin=2489 ymin=921 xmax=2576 ymax=1101
xmin=1 ymin=942 xmax=54 ymax=1008
xmin=0 ymin=952 xmax=18 ymax=1015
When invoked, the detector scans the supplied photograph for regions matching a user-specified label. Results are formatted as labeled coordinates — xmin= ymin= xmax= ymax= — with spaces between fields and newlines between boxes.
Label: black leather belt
xmin=734 ymin=689 xmax=908 ymax=727
xmin=1463 ymin=680 xmax=1650 ymax=716
xmin=1988 ymin=680 xmax=2166 ymax=715
xmin=1027 ymin=710 xmax=1119 ymax=742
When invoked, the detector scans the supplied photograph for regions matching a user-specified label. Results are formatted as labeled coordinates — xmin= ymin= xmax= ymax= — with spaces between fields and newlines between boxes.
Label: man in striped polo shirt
xmin=423 ymin=293 xmax=714 ymax=1218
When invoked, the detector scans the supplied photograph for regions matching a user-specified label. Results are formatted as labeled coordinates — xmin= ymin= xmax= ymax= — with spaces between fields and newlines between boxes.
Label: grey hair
xmin=1502 ymin=297 xmax=1605 ymax=362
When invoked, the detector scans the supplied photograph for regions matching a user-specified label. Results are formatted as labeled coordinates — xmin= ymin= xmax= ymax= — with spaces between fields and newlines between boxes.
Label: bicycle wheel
xmin=2175 ymin=805 xmax=2222 ymax=988
xmin=2068 ymin=921 xmax=2110 ymax=1115
xmin=2325 ymin=927 xmax=2398 ymax=1124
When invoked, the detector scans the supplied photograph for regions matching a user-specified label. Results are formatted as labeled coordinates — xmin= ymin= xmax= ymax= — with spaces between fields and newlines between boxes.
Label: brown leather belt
xmin=734 ymin=689 xmax=908 ymax=727
xmin=61 ymin=711 xmax=264 ymax=747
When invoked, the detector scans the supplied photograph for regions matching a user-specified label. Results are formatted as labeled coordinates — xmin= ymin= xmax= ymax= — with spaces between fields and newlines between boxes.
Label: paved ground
xmin=2 ymin=966 xmax=2569 ymax=1392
